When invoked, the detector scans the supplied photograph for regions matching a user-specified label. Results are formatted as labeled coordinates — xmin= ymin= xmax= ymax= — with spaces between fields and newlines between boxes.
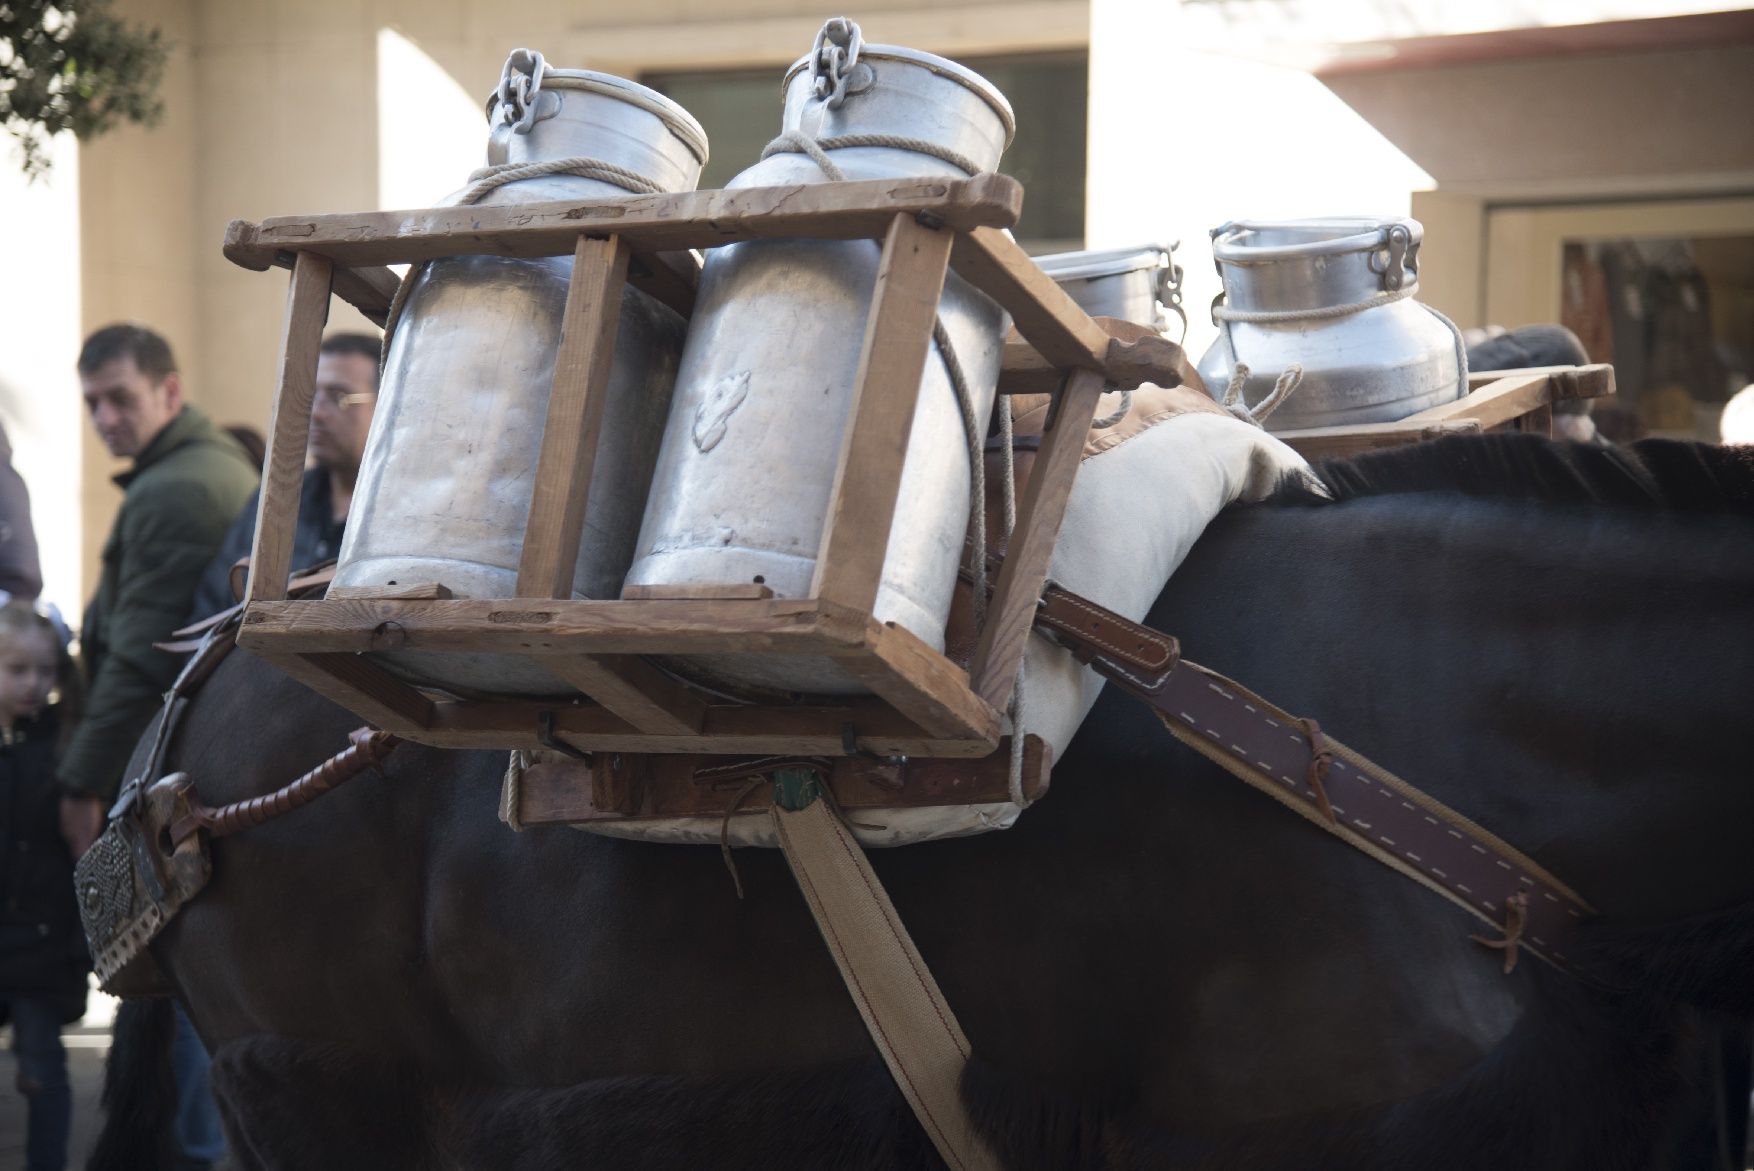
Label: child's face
xmin=0 ymin=628 xmax=58 ymax=722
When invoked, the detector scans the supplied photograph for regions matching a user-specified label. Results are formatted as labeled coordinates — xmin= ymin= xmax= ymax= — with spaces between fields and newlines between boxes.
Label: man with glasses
xmin=187 ymin=332 xmax=382 ymax=620
xmin=170 ymin=330 xmax=381 ymax=1169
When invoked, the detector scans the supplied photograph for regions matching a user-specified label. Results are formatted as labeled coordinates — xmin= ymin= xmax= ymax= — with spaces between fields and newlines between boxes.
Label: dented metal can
xmin=333 ymin=51 xmax=707 ymax=694
xmin=623 ymin=21 xmax=1015 ymax=695
xmin=1197 ymin=217 xmax=1467 ymax=430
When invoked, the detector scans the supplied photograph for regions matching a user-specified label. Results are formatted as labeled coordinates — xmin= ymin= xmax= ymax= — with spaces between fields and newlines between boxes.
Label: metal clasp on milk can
xmin=622 ymin=20 xmax=1017 ymax=696
xmin=332 ymin=51 xmax=709 ymax=695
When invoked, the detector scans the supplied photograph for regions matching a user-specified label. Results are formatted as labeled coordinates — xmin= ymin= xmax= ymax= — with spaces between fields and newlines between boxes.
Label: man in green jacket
xmin=58 ymin=325 xmax=258 ymax=855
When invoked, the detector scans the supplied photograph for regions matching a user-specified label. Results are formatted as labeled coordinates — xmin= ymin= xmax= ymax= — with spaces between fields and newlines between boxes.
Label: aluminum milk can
xmin=1036 ymin=243 xmax=1184 ymax=336
xmin=1196 ymin=218 xmax=1467 ymax=430
xmin=333 ymin=51 xmax=707 ymax=695
xmin=623 ymin=20 xmax=1014 ymax=695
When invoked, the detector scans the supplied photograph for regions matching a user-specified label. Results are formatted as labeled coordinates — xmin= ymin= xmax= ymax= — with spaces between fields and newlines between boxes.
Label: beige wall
xmin=1335 ymin=44 xmax=1754 ymax=327
xmin=66 ymin=0 xmax=1084 ymax=602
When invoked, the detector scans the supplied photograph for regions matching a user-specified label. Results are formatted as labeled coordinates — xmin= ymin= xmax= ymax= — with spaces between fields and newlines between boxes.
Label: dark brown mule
xmin=95 ymin=435 xmax=1754 ymax=1170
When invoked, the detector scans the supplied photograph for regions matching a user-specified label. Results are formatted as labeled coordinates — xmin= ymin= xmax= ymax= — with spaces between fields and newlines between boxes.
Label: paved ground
xmin=0 ymin=985 xmax=116 ymax=1169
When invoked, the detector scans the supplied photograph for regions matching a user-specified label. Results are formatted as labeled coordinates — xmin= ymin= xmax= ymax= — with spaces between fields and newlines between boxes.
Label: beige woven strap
xmin=772 ymin=798 xmax=1003 ymax=1171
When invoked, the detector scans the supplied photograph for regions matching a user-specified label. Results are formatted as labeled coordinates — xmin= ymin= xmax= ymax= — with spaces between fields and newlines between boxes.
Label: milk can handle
xmin=494 ymin=48 xmax=547 ymax=134
xmin=810 ymin=18 xmax=865 ymax=109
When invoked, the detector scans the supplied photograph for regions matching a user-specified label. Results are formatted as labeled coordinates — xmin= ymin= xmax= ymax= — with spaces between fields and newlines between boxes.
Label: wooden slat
xmin=416 ymin=696 xmax=996 ymax=758
xmin=325 ymin=583 xmax=453 ymax=601
xmin=544 ymin=654 xmax=708 ymax=737
xmin=619 ymin=582 xmax=775 ymax=601
xmin=949 ymin=226 xmax=1110 ymax=374
xmin=235 ymin=597 xmax=870 ymax=656
xmin=809 ymin=213 xmax=954 ymax=614
xmin=1465 ymin=362 xmax=1615 ymax=397
xmin=1401 ymin=370 xmax=1553 ymax=428
xmin=833 ymin=620 xmax=994 ymax=742
xmin=1272 ymin=419 xmax=1483 ymax=462
xmin=513 ymin=735 xmax=1049 ymax=825
xmin=1514 ymin=403 xmax=1554 ymax=436
xmin=516 ymin=235 xmax=631 ymax=598
xmin=265 ymin=652 xmax=434 ymax=733
xmin=968 ymin=366 xmax=1107 ymax=710
xmin=221 ymin=175 xmax=1022 ymax=270
xmin=245 ymin=251 xmax=332 ymax=605
xmin=628 ymin=248 xmax=700 ymax=318
xmin=220 ymin=238 xmax=399 ymax=327
xmin=1000 ymin=317 xmax=1192 ymax=395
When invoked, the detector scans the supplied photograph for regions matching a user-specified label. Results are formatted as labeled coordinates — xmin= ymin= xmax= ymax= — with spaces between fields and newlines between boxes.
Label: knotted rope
xmin=382 ymin=156 xmax=663 ymax=356
xmin=1220 ymin=362 xmax=1305 ymax=427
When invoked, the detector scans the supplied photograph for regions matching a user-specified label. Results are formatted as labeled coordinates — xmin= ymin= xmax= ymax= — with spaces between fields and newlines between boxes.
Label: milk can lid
xmin=1036 ymin=244 xmax=1174 ymax=282
xmin=781 ymin=42 xmax=1017 ymax=149
xmin=483 ymin=65 xmax=710 ymax=168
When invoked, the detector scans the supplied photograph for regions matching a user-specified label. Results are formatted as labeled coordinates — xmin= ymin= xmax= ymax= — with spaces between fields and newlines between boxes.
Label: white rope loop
xmin=1220 ymin=361 xmax=1306 ymax=428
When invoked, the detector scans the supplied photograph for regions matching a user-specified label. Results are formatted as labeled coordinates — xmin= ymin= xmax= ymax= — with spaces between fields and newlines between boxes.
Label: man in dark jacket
xmin=187 ymin=332 xmax=380 ymax=621
xmin=57 ymin=325 xmax=257 ymax=853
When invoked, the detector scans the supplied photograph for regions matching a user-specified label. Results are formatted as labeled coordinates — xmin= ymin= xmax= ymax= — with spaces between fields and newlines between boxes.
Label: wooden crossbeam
xmin=222 ymin=175 xmax=1021 ymax=270
xmin=245 ymin=252 xmax=331 ymax=605
xmin=1272 ymin=419 xmax=1484 ymax=462
xmin=949 ymin=227 xmax=1111 ymax=374
xmin=267 ymin=652 xmax=434 ymax=734
xmin=544 ymin=654 xmax=708 ymax=737
xmin=999 ymin=317 xmax=1193 ymax=395
xmin=810 ymin=213 xmax=954 ymax=615
xmin=236 ymin=597 xmax=870 ymax=657
xmin=417 ymin=697 xmax=996 ymax=758
xmin=834 ymin=621 xmax=992 ymax=742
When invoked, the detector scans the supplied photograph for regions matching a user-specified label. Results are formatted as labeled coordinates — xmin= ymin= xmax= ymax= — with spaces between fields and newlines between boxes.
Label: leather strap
xmin=773 ymin=795 xmax=1002 ymax=1171
xmin=1022 ymin=579 xmax=1593 ymax=972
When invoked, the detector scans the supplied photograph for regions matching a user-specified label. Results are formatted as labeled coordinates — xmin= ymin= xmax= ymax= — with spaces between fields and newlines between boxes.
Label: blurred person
xmin=223 ymin=423 xmax=267 ymax=472
xmin=1465 ymin=323 xmax=1605 ymax=444
xmin=187 ymin=332 xmax=381 ymax=621
xmin=0 ymin=603 xmax=88 ymax=1171
xmin=173 ymin=332 xmax=379 ymax=1168
xmin=0 ymin=421 xmax=43 ymax=603
xmin=56 ymin=324 xmax=256 ymax=855
xmin=1720 ymin=384 xmax=1754 ymax=445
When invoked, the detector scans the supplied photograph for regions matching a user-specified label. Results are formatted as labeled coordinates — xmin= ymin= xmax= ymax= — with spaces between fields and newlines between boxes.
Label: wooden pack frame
xmin=1270 ymin=363 xmax=1616 ymax=462
xmin=224 ymin=173 xmax=1189 ymax=760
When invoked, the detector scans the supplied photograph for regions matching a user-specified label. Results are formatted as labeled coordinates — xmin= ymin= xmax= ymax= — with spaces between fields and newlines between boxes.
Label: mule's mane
xmin=1270 ymin=433 xmax=1754 ymax=516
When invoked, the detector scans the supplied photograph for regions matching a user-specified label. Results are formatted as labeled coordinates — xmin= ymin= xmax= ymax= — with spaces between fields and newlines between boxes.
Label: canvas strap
xmin=772 ymin=790 xmax=1003 ymax=1171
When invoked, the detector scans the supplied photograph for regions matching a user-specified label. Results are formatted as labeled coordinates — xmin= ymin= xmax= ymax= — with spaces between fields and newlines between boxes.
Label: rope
xmin=1220 ymin=362 xmax=1305 ymax=427
xmin=458 ymin=156 xmax=665 ymax=204
xmin=761 ymin=130 xmax=983 ymax=179
xmin=936 ymin=318 xmax=989 ymax=631
xmin=1211 ymin=283 xmax=1469 ymax=417
xmin=382 ymin=155 xmax=663 ymax=355
xmin=1212 ymin=284 xmax=1415 ymax=325
xmin=1088 ymin=389 xmax=1132 ymax=430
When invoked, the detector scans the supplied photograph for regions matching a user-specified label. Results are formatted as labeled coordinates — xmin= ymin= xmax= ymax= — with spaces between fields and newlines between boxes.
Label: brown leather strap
xmin=1015 ymin=578 xmax=1593 ymax=971
xmin=169 ymin=727 xmax=401 ymax=847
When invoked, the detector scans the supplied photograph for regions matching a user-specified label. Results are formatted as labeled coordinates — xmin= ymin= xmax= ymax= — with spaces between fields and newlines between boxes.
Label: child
xmin=0 ymin=602 xmax=88 ymax=1171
